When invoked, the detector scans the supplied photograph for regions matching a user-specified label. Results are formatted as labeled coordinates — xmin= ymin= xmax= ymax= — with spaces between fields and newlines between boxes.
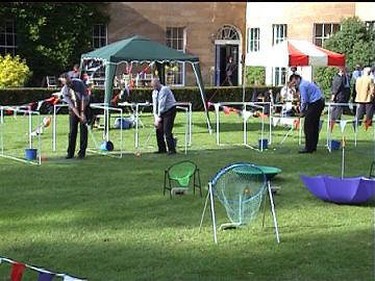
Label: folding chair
xmin=46 ymin=76 xmax=58 ymax=89
xmin=163 ymin=160 xmax=202 ymax=199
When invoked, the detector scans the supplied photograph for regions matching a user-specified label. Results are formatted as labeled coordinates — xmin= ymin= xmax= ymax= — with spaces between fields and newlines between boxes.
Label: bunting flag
xmin=11 ymin=262 xmax=26 ymax=281
xmin=241 ymin=110 xmax=252 ymax=121
xmin=222 ymin=106 xmax=231 ymax=115
xmin=0 ymin=256 xmax=86 ymax=281
xmin=38 ymin=271 xmax=55 ymax=281
xmin=62 ymin=274 xmax=87 ymax=281
xmin=339 ymin=119 xmax=348 ymax=133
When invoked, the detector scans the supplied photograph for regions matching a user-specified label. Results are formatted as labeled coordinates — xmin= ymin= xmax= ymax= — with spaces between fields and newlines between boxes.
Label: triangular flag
xmin=222 ymin=106 xmax=230 ymax=115
xmin=339 ymin=120 xmax=347 ymax=133
xmin=272 ymin=117 xmax=280 ymax=127
xmin=242 ymin=110 xmax=252 ymax=121
xmin=10 ymin=262 xmax=26 ymax=281
xmin=63 ymin=275 xmax=86 ymax=281
xmin=38 ymin=272 xmax=55 ymax=281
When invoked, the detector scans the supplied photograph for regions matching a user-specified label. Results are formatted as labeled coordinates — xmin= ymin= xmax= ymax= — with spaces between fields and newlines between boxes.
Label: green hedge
xmin=0 ymin=86 xmax=283 ymax=112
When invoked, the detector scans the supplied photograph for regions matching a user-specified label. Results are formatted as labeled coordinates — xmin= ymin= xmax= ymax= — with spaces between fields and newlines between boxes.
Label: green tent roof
xmin=81 ymin=35 xmax=199 ymax=63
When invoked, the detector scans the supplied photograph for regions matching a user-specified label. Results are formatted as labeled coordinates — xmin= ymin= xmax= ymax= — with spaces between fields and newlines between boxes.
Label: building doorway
xmin=213 ymin=25 xmax=241 ymax=87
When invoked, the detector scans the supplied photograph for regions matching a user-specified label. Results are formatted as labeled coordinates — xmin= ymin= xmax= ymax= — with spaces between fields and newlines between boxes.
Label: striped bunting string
xmin=0 ymin=256 xmax=87 ymax=281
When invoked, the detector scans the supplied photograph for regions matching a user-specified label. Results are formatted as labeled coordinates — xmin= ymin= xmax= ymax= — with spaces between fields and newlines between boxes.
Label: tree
xmin=323 ymin=16 xmax=375 ymax=70
xmin=0 ymin=3 xmax=110 ymax=86
xmin=314 ymin=16 xmax=375 ymax=98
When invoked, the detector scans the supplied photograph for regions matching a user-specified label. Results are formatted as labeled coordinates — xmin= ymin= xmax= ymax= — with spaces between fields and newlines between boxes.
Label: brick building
xmin=245 ymin=2 xmax=375 ymax=85
xmin=102 ymin=2 xmax=246 ymax=87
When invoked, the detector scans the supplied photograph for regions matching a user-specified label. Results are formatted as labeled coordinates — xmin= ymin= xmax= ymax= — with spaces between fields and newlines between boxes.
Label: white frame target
xmin=0 ymin=106 xmax=42 ymax=165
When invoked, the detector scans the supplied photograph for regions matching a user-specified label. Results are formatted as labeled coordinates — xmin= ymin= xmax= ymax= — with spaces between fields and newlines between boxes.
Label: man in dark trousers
xmin=151 ymin=78 xmax=177 ymax=155
xmin=330 ymin=67 xmax=351 ymax=126
xmin=59 ymin=73 xmax=90 ymax=159
xmin=289 ymin=74 xmax=325 ymax=153
xmin=225 ymin=56 xmax=236 ymax=86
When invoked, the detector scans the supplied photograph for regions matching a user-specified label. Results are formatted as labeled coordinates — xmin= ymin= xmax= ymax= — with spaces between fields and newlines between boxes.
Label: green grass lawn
xmin=0 ymin=109 xmax=373 ymax=281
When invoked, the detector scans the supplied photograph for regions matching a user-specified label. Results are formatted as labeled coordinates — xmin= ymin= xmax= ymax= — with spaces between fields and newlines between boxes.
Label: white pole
xmin=208 ymin=182 xmax=218 ymax=244
xmin=341 ymin=137 xmax=345 ymax=179
xmin=267 ymin=180 xmax=280 ymax=243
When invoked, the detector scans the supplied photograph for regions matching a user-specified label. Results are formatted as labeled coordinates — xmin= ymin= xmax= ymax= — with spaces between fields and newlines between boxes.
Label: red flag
xmin=10 ymin=262 xmax=26 ymax=281
xmin=222 ymin=106 xmax=230 ymax=115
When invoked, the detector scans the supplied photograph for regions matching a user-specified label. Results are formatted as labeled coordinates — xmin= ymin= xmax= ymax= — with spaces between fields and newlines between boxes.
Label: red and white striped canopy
xmin=254 ymin=39 xmax=346 ymax=67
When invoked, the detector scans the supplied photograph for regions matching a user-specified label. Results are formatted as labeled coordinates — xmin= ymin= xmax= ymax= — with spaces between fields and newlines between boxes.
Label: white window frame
xmin=272 ymin=24 xmax=287 ymax=45
xmin=165 ymin=26 xmax=186 ymax=86
xmin=0 ymin=20 xmax=17 ymax=56
xmin=313 ymin=23 xmax=340 ymax=47
xmin=273 ymin=67 xmax=288 ymax=86
xmin=365 ymin=21 xmax=375 ymax=32
xmin=92 ymin=23 xmax=108 ymax=49
xmin=247 ymin=27 xmax=260 ymax=53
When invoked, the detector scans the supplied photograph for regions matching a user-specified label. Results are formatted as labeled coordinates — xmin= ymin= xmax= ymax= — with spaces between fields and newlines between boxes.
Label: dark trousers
xmin=356 ymin=103 xmax=375 ymax=125
xmin=67 ymin=107 xmax=88 ymax=157
xmin=156 ymin=106 xmax=177 ymax=153
xmin=303 ymin=99 xmax=325 ymax=152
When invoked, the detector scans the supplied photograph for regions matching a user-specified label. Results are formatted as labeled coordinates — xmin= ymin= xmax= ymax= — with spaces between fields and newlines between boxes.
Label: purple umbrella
xmin=300 ymin=175 xmax=375 ymax=204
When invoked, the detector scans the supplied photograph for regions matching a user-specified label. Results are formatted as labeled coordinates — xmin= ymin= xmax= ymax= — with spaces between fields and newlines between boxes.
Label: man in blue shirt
xmin=151 ymin=78 xmax=177 ymax=155
xmin=289 ymin=74 xmax=325 ymax=153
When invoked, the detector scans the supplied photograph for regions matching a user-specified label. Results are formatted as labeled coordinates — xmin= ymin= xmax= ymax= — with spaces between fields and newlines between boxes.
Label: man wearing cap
xmin=59 ymin=73 xmax=90 ymax=159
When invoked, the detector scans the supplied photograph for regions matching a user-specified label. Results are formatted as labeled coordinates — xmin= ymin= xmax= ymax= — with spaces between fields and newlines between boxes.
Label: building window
xmin=247 ymin=28 xmax=260 ymax=53
xmin=273 ymin=67 xmax=287 ymax=86
xmin=92 ymin=24 xmax=107 ymax=49
xmin=313 ymin=23 xmax=340 ymax=47
xmin=272 ymin=24 xmax=287 ymax=45
xmin=165 ymin=27 xmax=186 ymax=86
xmin=215 ymin=25 xmax=240 ymax=40
xmin=365 ymin=21 xmax=375 ymax=32
xmin=0 ymin=20 xmax=17 ymax=56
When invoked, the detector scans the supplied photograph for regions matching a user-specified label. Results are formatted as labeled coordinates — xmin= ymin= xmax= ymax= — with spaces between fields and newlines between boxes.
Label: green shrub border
xmin=0 ymin=86 xmax=283 ymax=111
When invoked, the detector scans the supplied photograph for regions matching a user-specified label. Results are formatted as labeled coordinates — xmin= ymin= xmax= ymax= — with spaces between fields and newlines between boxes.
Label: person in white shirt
xmin=151 ymin=78 xmax=177 ymax=155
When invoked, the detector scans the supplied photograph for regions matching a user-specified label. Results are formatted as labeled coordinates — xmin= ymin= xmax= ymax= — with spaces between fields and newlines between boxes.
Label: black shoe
xmin=298 ymin=149 xmax=313 ymax=154
xmin=154 ymin=150 xmax=167 ymax=154
xmin=65 ymin=154 xmax=74 ymax=159
xmin=77 ymin=154 xmax=85 ymax=160
xmin=167 ymin=150 xmax=177 ymax=155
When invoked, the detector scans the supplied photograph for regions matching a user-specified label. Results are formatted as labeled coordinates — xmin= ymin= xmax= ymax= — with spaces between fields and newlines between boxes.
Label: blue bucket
xmin=25 ymin=148 xmax=37 ymax=160
xmin=329 ymin=140 xmax=341 ymax=150
xmin=258 ymin=138 xmax=268 ymax=150
xmin=100 ymin=141 xmax=114 ymax=151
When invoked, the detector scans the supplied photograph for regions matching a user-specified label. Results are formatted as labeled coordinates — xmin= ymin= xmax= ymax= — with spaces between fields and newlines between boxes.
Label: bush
xmin=0 ymin=54 xmax=31 ymax=88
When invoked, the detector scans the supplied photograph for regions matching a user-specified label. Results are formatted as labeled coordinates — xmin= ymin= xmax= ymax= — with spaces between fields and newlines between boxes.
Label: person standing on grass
xmin=59 ymin=73 xmax=90 ymax=159
xmin=151 ymin=78 xmax=177 ymax=155
xmin=330 ymin=67 xmax=350 ymax=124
xmin=289 ymin=74 xmax=325 ymax=154
xmin=68 ymin=63 xmax=80 ymax=79
xmin=355 ymin=67 xmax=375 ymax=130
xmin=225 ymin=56 xmax=236 ymax=86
